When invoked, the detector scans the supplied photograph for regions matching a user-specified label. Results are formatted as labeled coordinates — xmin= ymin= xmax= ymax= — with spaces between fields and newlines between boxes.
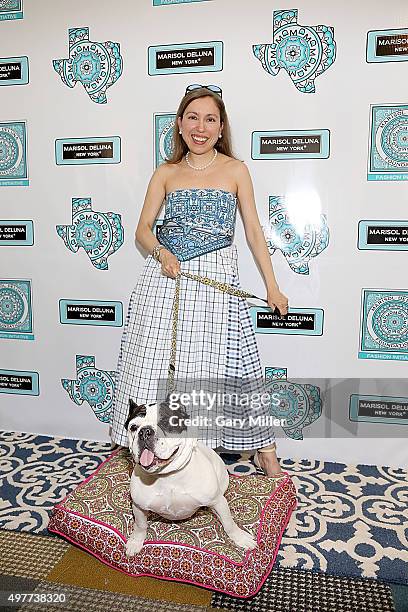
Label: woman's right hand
xmin=159 ymin=249 xmax=180 ymax=279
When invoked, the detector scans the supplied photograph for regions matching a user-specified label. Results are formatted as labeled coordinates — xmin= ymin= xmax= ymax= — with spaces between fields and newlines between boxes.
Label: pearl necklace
xmin=185 ymin=149 xmax=217 ymax=171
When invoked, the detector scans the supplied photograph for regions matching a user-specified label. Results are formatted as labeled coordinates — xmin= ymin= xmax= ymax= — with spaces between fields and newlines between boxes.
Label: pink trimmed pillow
xmin=48 ymin=448 xmax=296 ymax=598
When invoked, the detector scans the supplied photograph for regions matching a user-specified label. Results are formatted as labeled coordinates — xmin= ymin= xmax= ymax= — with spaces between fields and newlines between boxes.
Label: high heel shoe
xmin=253 ymin=451 xmax=285 ymax=478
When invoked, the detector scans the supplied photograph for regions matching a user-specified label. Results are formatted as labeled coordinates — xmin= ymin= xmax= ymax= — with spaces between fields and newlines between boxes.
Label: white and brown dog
xmin=124 ymin=398 xmax=257 ymax=556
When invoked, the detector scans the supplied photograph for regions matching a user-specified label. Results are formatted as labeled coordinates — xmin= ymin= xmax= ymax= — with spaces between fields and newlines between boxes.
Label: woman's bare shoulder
xmin=219 ymin=155 xmax=247 ymax=170
xmin=220 ymin=156 xmax=250 ymax=179
xmin=161 ymin=161 xmax=185 ymax=183
xmin=154 ymin=161 xmax=178 ymax=179
xmin=148 ymin=161 xmax=181 ymax=190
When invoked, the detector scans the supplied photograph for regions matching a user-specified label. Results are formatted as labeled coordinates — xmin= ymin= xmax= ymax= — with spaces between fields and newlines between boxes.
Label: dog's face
xmin=125 ymin=397 xmax=194 ymax=474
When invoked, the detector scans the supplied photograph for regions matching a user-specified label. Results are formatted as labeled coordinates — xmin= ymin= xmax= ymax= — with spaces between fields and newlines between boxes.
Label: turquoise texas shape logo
xmin=265 ymin=367 xmax=322 ymax=439
xmin=263 ymin=195 xmax=329 ymax=274
xmin=53 ymin=27 xmax=123 ymax=103
xmin=56 ymin=197 xmax=124 ymax=270
xmin=61 ymin=355 xmax=115 ymax=423
xmin=253 ymin=9 xmax=336 ymax=93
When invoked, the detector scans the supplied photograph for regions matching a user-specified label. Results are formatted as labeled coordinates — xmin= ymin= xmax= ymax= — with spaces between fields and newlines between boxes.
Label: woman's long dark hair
xmin=166 ymin=88 xmax=236 ymax=164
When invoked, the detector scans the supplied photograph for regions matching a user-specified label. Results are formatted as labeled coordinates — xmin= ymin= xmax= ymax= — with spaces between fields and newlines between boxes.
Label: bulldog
xmin=124 ymin=398 xmax=257 ymax=556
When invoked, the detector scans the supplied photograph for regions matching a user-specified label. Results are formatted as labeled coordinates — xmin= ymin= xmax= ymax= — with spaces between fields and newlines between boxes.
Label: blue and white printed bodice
xmin=157 ymin=188 xmax=237 ymax=261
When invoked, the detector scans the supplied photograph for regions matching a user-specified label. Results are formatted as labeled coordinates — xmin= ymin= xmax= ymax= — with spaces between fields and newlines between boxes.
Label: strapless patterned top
xmin=157 ymin=188 xmax=238 ymax=261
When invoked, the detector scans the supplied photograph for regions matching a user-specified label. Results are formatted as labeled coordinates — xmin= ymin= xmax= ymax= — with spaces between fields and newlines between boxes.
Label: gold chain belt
xmin=167 ymin=271 xmax=268 ymax=393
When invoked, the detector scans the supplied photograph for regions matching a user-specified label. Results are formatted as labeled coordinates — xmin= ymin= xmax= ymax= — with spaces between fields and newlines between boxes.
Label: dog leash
xmin=167 ymin=271 xmax=268 ymax=393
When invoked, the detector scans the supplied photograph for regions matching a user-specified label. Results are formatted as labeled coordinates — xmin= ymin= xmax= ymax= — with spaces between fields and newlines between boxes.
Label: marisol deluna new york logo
xmin=350 ymin=394 xmax=408 ymax=425
xmin=59 ymin=299 xmax=123 ymax=327
xmin=0 ymin=57 xmax=29 ymax=85
xmin=0 ymin=369 xmax=39 ymax=395
xmin=367 ymin=28 xmax=408 ymax=63
xmin=0 ymin=221 xmax=33 ymax=246
xmin=252 ymin=130 xmax=330 ymax=159
xmin=251 ymin=307 xmax=324 ymax=335
xmin=55 ymin=137 xmax=121 ymax=165
xmin=261 ymin=134 xmax=320 ymax=153
xmin=148 ymin=41 xmax=223 ymax=75
xmin=358 ymin=220 xmax=408 ymax=250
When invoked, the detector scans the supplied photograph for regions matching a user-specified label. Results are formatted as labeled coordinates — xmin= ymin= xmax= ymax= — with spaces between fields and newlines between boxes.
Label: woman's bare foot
xmin=254 ymin=450 xmax=284 ymax=477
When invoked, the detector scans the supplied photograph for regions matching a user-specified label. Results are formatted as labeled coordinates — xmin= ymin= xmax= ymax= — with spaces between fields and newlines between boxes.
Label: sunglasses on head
xmin=185 ymin=84 xmax=222 ymax=98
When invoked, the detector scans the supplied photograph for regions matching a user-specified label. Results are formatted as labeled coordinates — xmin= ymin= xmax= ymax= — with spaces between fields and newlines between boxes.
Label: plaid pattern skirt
xmin=111 ymin=245 xmax=276 ymax=451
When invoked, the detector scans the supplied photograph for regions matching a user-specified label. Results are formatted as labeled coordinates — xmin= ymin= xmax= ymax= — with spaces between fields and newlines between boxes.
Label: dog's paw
xmin=125 ymin=532 xmax=145 ymax=557
xmin=229 ymin=527 xmax=257 ymax=551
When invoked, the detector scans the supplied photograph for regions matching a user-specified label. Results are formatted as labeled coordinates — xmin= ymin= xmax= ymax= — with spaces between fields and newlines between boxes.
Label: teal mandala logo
xmin=56 ymin=198 xmax=124 ymax=270
xmin=61 ymin=355 xmax=115 ymax=423
xmin=263 ymin=195 xmax=329 ymax=274
xmin=53 ymin=27 xmax=123 ymax=104
xmin=359 ymin=290 xmax=408 ymax=361
xmin=0 ymin=121 xmax=28 ymax=186
xmin=0 ymin=1 xmax=23 ymax=20
xmin=368 ymin=105 xmax=408 ymax=181
xmin=0 ymin=279 xmax=33 ymax=340
xmin=154 ymin=113 xmax=176 ymax=168
xmin=253 ymin=9 xmax=336 ymax=93
xmin=265 ymin=367 xmax=322 ymax=439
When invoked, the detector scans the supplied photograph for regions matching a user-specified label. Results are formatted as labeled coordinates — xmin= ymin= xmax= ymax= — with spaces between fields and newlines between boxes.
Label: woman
xmin=111 ymin=86 xmax=288 ymax=476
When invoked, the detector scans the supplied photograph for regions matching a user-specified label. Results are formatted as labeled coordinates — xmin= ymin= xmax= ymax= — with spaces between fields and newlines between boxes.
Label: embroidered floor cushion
xmin=48 ymin=448 xmax=297 ymax=598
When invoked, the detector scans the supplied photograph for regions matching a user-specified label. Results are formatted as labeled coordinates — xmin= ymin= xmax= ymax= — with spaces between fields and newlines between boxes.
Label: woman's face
xmin=178 ymin=96 xmax=223 ymax=155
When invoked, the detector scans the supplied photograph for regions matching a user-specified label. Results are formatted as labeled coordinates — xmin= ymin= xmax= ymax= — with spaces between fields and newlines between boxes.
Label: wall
xmin=1 ymin=0 xmax=406 ymax=467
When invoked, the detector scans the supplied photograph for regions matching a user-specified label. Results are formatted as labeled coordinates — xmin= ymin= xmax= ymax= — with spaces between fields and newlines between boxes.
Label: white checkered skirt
xmin=111 ymin=244 xmax=276 ymax=450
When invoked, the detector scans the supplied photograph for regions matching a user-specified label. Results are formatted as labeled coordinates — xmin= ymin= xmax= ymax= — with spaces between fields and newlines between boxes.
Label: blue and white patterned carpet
xmin=0 ymin=431 xmax=407 ymax=586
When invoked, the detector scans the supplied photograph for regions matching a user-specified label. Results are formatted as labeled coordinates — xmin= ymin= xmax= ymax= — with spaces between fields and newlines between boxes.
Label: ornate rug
xmin=0 ymin=430 xmax=407 ymax=587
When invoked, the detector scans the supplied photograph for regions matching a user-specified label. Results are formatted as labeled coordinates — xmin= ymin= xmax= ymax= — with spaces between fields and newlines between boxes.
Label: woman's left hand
xmin=267 ymin=287 xmax=289 ymax=316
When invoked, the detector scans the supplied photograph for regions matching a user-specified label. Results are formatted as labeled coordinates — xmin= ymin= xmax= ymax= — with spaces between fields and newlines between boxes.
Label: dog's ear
xmin=158 ymin=397 xmax=189 ymax=434
xmin=124 ymin=399 xmax=147 ymax=431
xmin=162 ymin=393 xmax=189 ymax=419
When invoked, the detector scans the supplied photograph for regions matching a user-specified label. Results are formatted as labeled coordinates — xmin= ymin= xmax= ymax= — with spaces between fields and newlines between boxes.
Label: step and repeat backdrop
xmin=1 ymin=0 xmax=406 ymax=467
